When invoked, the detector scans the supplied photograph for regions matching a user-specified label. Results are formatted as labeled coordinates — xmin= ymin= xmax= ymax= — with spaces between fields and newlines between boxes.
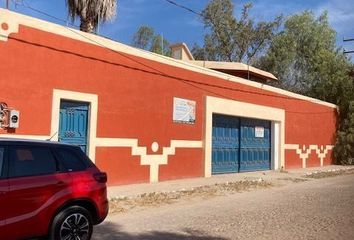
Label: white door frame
xmin=204 ymin=96 xmax=285 ymax=177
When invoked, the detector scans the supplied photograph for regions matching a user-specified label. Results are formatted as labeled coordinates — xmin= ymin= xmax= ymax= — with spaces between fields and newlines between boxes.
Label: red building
xmin=0 ymin=10 xmax=337 ymax=186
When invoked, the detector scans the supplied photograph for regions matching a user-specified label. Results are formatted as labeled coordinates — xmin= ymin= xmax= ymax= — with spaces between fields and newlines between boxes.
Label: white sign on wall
xmin=173 ymin=97 xmax=196 ymax=124
xmin=255 ymin=126 xmax=265 ymax=138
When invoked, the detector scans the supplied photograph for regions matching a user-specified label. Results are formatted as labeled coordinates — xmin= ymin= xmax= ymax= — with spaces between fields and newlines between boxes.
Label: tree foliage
xmin=336 ymin=98 xmax=354 ymax=165
xmin=132 ymin=26 xmax=154 ymax=50
xmin=333 ymin=71 xmax=354 ymax=165
xmin=132 ymin=25 xmax=171 ymax=56
xmin=259 ymin=11 xmax=339 ymax=95
xmin=260 ymin=11 xmax=354 ymax=164
xmin=66 ymin=0 xmax=117 ymax=33
xmin=192 ymin=0 xmax=282 ymax=64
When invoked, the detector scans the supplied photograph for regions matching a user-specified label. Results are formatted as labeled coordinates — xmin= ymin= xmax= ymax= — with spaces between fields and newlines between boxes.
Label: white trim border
xmin=0 ymin=9 xmax=337 ymax=109
xmin=1 ymin=89 xmax=203 ymax=183
xmin=285 ymin=144 xmax=334 ymax=167
xmin=96 ymin=138 xmax=202 ymax=182
xmin=51 ymin=89 xmax=98 ymax=161
xmin=205 ymin=96 xmax=285 ymax=177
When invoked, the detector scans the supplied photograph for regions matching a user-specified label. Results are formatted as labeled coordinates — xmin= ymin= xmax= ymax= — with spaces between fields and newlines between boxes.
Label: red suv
xmin=0 ymin=138 xmax=108 ymax=240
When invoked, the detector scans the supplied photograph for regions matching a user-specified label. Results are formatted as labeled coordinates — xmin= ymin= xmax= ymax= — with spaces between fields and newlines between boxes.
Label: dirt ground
xmin=93 ymin=172 xmax=354 ymax=240
xmin=109 ymin=179 xmax=273 ymax=214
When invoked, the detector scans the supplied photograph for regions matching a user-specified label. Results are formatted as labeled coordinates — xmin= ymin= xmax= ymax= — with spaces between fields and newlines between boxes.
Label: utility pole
xmin=161 ymin=33 xmax=164 ymax=55
xmin=6 ymin=0 xmax=9 ymax=9
xmin=343 ymin=38 xmax=354 ymax=54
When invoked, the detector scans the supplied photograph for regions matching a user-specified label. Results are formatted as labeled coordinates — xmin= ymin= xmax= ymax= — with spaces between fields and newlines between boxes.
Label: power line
xmin=343 ymin=37 xmax=354 ymax=54
xmin=161 ymin=0 xmax=257 ymax=66
xmin=343 ymin=38 xmax=354 ymax=42
xmin=11 ymin=0 xmax=337 ymax=112
xmin=162 ymin=0 xmax=202 ymax=17
xmin=11 ymin=0 xmax=78 ymax=27
xmin=6 ymin=0 xmax=336 ymax=114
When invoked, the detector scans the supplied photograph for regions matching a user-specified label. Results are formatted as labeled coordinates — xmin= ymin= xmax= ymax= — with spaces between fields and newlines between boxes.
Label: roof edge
xmin=190 ymin=60 xmax=278 ymax=81
xmin=0 ymin=8 xmax=337 ymax=109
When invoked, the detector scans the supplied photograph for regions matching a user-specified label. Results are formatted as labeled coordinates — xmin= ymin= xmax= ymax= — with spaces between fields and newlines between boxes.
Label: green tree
xmin=259 ymin=11 xmax=340 ymax=95
xmin=192 ymin=0 xmax=282 ymax=64
xmin=260 ymin=11 xmax=354 ymax=164
xmin=132 ymin=25 xmax=154 ymax=50
xmin=333 ymin=72 xmax=354 ymax=165
xmin=335 ymin=99 xmax=354 ymax=165
xmin=66 ymin=0 xmax=117 ymax=33
xmin=132 ymin=26 xmax=171 ymax=56
xmin=150 ymin=34 xmax=171 ymax=56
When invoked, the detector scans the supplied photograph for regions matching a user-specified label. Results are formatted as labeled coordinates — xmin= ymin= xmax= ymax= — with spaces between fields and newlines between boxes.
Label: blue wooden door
xmin=239 ymin=118 xmax=271 ymax=172
xmin=212 ymin=114 xmax=240 ymax=174
xmin=59 ymin=101 xmax=89 ymax=153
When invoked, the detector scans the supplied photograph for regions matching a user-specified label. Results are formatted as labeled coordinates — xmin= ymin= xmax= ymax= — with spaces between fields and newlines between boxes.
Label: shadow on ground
xmin=93 ymin=222 xmax=228 ymax=240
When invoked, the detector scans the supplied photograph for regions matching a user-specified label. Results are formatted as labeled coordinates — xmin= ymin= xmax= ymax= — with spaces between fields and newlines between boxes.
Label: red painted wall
xmin=159 ymin=148 xmax=204 ymax=182
xmin=96 ymin=148 xmax=150 ymax=185
xmin=0 ymin=23 xmax=337 ymax=185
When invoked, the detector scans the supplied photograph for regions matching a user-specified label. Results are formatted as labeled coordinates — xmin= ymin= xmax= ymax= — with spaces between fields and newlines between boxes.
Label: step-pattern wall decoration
xmin=285 ymin=144 xmax=334 ymax=168
xmin=95 ymin=139 xmax=203 ymax=183
xmin=0 ymin=18 xmax=18 ymax=42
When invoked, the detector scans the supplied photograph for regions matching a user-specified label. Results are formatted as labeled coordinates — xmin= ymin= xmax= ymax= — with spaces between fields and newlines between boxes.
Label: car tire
xmin=49 ymin=206 xmax=93 ymax=240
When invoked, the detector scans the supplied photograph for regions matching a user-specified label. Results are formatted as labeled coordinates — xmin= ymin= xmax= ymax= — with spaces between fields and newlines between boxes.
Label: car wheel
xmin=49 ymin=206 xmax=93 ymax=240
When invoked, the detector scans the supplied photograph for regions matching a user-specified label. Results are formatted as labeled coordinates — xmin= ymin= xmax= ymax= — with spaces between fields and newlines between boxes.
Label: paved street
xmin=93 ymin=174 xmax=354 ymax=240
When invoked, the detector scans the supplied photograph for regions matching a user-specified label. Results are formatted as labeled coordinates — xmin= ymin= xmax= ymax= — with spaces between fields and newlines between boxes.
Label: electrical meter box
xmin=9 ymin=110 xmax=20 ymax=128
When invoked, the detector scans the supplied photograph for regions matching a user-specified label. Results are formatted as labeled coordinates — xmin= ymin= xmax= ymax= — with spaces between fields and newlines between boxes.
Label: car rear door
xmin=6 ymin=144 xmax=72 ymax=239
xmin=0 ymin=146 xmax=9 ymax=239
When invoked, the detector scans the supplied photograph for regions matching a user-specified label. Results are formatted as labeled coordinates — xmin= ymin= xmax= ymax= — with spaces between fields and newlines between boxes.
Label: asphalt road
xmin=93 ymin=174 xmax=354 ymax=240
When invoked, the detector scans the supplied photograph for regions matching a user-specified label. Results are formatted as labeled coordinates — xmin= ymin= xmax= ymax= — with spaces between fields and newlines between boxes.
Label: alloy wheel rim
xmin=60 ymin=213 xmax=90 ymax=240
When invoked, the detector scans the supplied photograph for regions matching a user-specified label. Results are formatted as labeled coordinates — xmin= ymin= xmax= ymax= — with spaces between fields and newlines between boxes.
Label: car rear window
xmin=0 ymin=147 xmax=4 ymax=178
xmin=56 ymin=148 xmax=87 ymax=172
xmin=9 ymin=146 xmax=57 ymax=178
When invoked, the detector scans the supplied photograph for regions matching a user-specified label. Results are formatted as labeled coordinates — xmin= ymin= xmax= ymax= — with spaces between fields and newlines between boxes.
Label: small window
xmin=0 ymin=147 xmax=4 ymax=177
xmin=56 ymin=148 xmax=86 ymax=172
xmin=9 ymin=146 xmax=57 ymax=178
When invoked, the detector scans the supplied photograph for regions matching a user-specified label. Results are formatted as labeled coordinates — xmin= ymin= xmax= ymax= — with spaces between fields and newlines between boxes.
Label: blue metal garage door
xmin=212 ymin=114 xmax=240 ymax=174
xmin=239 ymin=118 xmax=271 ymax=172
xmin=59 ymin=101 xmax=89 ymax=153
xmin=212 ymin=114 xmax=271 ymax=174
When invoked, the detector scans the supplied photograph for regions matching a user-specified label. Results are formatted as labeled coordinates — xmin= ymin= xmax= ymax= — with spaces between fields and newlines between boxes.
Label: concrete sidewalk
xmin=107 ymin=165 xmax=354 ymax=199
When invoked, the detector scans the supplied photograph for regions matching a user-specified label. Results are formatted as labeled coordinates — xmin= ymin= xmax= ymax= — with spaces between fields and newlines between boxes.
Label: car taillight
xmin=93 ymin=172 xmax=107 ymax=183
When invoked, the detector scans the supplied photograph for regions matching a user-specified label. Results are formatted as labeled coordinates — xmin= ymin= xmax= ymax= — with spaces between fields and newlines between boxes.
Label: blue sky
xmin=1 ymin=0 xmax=354 ymax=51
